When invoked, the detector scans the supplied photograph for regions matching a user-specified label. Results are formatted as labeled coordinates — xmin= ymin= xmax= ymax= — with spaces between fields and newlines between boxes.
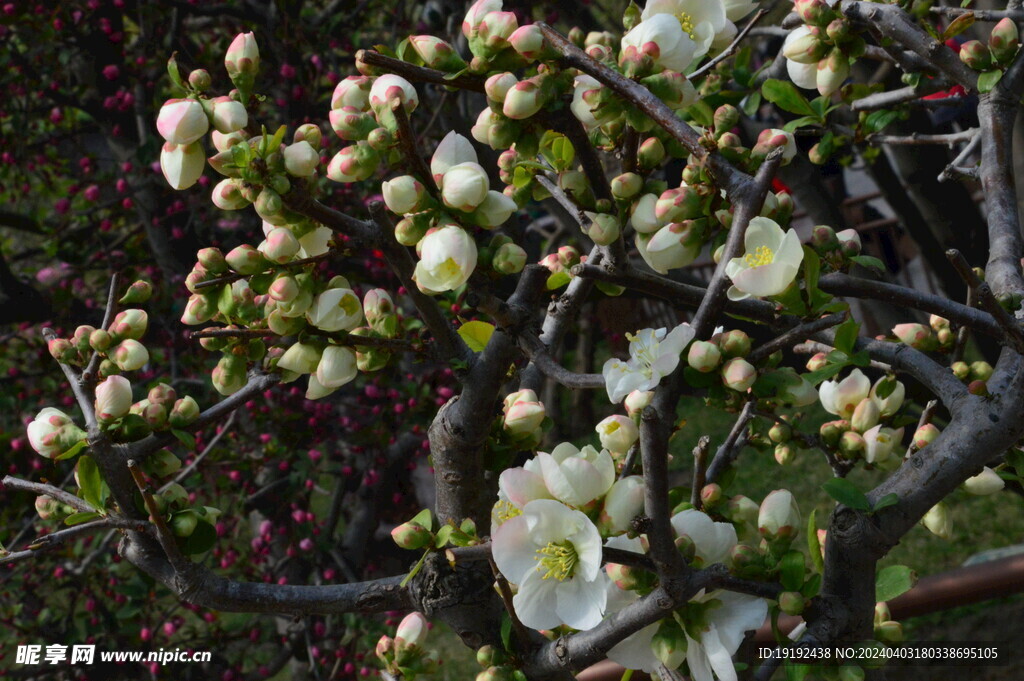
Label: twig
xmin=356 ymin=50 xmax=486 ymax=93
xmin=690 ymin=436 xmax=711 ymax=510
xmin=489 ymin=557 xmax=531 ymax=652
xmin=939 ymin=133 xmax=982 ymax=182
xmin=0 ymin=518 xmax=146 ymax=565
xmin=850 ymin=83 xmax=947 ymax=112
xmin=905 ymin=399 xmax=939 ymax=458
xmin=192 ymin=251 xmax=337 ymax=291
xmin=747 ymin=312 xmax=848 ymax=364
xmin=946 ymin=249 xmax=1024 ymax=353
xmin=1 ymin=477 xmax=97 ymax=514
xmin=868 ymin=129 xmax=978 ymax=147
xmin=517 ymin=334 xmax=604 ymax=389
xmin=81 ymin=272 xmax=121 ymax=386
xmin=188 ymin=327 xmax=423 ymax=352
xmin=159 ymin=412 xmax=236 ymax=492
xmin=127 ymin=459 xmax=192 ymax=573
xmin=705 ymin=401 xmax=756 ymax=484
xmin=42 ymin=328 xmax=96 ymax=429
xmin=618 ymin=441 xmax=640 ymax=480
xmin=929 ymin=7 xmax=1024 ymax=21
xmin=690 ymin=9 xmax=769 ymax=80
xmin=390 ymin=96 xmax=441 ymax=203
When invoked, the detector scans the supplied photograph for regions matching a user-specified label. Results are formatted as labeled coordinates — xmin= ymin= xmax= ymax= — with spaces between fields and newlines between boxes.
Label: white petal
xmin=523 ymin=498 xmax=583 ymax=545
xmin=787 ymin=59 xmax=818 ymax=90
xmin=499 ymin=467 xmax=552 ymax=508
xmin=670 ymin=509 xmax=737 ymax=565
xmin=555 ymin=575 xmax=607 ymax=630
xmin=710 ymin=592 xmax=769 ymax=653
xmin=701 ymin=626 xmax=739 ymax=681
xmin=492 ymin=515 xmax=537 ymax=583
xmin=513 ymin=569 xmax=563 ymax=630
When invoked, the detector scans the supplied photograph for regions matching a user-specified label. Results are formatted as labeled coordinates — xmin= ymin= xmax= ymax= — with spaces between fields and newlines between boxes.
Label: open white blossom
xmin=603 ymin=323 xmax=695 ymax=403
xmin=639 ymin=0 xmax=729 ymax=58
xmin=724 ymin=217 xmax=803 ymax=300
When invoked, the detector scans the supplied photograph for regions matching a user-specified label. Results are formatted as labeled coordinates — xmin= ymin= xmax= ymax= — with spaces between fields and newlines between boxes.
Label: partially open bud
xmin=95 ymin=375 xmax=133 ymax=424
xmin=503 ymin=77 xmax=547 ymax=120
xmin=369 ymin=74 xmax=419 ymax=113
xmin=838 ymin=431 xmax=866 ymax=460
xmin=396 ymin=612 xmax=430 ymax=649
xmin=585 ymin=212 xmax=621 ymax=246
xmin=259 ymin=227 xmax=300 ymax=264
xmin=502 ymin=390 xmax=546 ymax=438
xmin=210 ymin=96 xmax=247 ymax=134
xmin=722 ymin=357 xmax=756 ymax=392
xmin=160 ymin=141 xmax=205 ymax=190
xmin=278 ymin=342 xmax=322 ymax=375
xmin=964 ymin=467 xmax=1005 ymax=495
xmin=816 ymin=49 xmax=850 ymax=96
xmin=624 ymin=390 xmax=654 ymax=418
xmin=869 ymin=377 xmax=905 ymax=418
xmin=850 ymin=397 xmax=880 ymax=434
xmin=687 ymin=340 xmax=722 ymax=373
xmin=595 ymin=415 xmax=638 ymax=454
xmin=783 ymin=25 xmax=828 ymax=64
xmin=441 ymin=162 xmax=489 ymax=212
xmin=863 ymin=425 xmax=901 ymax=464
xmin=410 ymin=35 xmax=466 ymax=71
xmin=225 ymin=32 xmax=260 ymax=84
xmin=212 ymin=354 xmax=248 ymax=395
xmin=211 ymin=178 xmax=250 ymax=210
xmin=836 ymin=228 xmax=862 ymax=257
xmin=651 ymin=621 xmax=688 ymax=669
xmin=892 ymin=323 xmax=937 ymax=351
xmin=111 ymin=309 xmax=148 ymax=341
xmin=169 ymin=396 xmax=200 ymax=428
xmin=759 ymin=489 xmax=800 ymax=543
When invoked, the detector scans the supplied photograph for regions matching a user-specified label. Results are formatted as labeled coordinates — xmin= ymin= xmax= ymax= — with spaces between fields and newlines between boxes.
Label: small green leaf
xmin=833 ymin=318 xmax=860 ymax=355
xmin=876 ymin=564 xmax=917 ymax=602
xmin=179 ymin=519 xmax=217 ymax=555
xmin=779 ymin=551 xmax=806 ymax=591
xmin=822 ymin=478 xmax=872 ymax=511
xmin=56 ymin=440 xmax=88 ymax=461
xmin=872 ymin=493 xmax=899 ymax=513
xmin=64 ymin=511 xmax=102 ymax=526
xmin=802 ymin=363 xmax=845 ymax=386
xmin=500 ymin=612 xmax=513 ymax=651
xmin=546 ymin=271 xmax=571 ymax=290
xmin=801 ymin=573 xmax=822 ymax=599
xmin=410 ymin=508 xmax=435 ymax=532
xmin=76 ymin=455 xmax=106 ymax=512
xmin=850 ymin=255 xmax=887 ymax=274
xmin=942 ymin=12 xmax=975 ymax=40
xmin=166 ymin=53 xmax=185 ymax=92
xmin=762 ymin=79 xmax=817 ymax=117
xmin=864 ymin=109 xmax=899 ymax=134
xmin=978 ymin=69 xmax=1003 ymax=94
xmin=781 ymin=116 xmax=820 ymax=133
xmin=807 ymin=509 xmax=824 ymax=573
xmin=170 ymin=429 xmax=196 ymax=452
xmin=458 ymin=320 xmax=495 ymax=353
xmin=433 ymin=524 xmax=454 ymax=548
xmin=874 ymin=375 xmax=897 ymax=400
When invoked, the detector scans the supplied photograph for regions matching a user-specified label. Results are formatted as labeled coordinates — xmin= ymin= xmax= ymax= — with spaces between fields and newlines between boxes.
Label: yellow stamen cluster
xmin=744 ymin=245 xmax=775 ymax=268
xmin=494 ymin=500 xmax=522 ymax=524
xmin=535 ymin=540 xmax=579 ymax=581
xmin=675 ymin=12 xmax=696 ymax=38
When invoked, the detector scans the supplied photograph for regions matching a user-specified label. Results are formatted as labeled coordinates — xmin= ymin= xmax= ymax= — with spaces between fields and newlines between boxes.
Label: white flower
xmin=819 ymin=368 xmax=871 ymax=419
xmin=27 ymin=408 xmax=74 ymax=458
xmin=631 ymin=193 xmax=663 ymax=234
xmin=473 ymin=190 xmax=518 ymax=227
xmin=413 ymin=225 xmax=478 ymax=294
xmin=316 ymin=345 xmax=358 ymax=389
xmin=441 ymin=162 xmax=490 ymax=212
xmin=869 ymin=378 xmax=905 ymax=418
xmin=603 ymin=323 xmax=695 ymax=403
xmin=636 ymin=223 xmax=701 ymax=274
xmin=297 ymin=226 xmax=333 ymax=259
xmin=599 ymin=477 xmax=646 ymax=535
xmin=570 ymin=75 xmax=603 ymax=130
xmin=640 ymin=0 xmax=729 ymax=58
xmin=724 ymin=217 xmax=804 ymax=300
xmin=306 ymin=288 xmax=363 ymax=332
xmin=160 ymin=141 xmax=205 ymax=190
xmin=722 ymin=0 xmax=757 ymax=22
xmin=621 ymin=14 xmax=697 ymax=72
xmin=683 ymin=592 xmax=770 ymax=681
xmin=493 ymin=499 xmax=606 ymax=630
xmin=431 ymin=131 xmax=478 ymax=187
xmin=538 ymin=442 xmax=616 ymax=508
xmin=670 ymin=508 xmax=737 ymax=566
xmin=964 ymin=467 xmax=1005 ymax=495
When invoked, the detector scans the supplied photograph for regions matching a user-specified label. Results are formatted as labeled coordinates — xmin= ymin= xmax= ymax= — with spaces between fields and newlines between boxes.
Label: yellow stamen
xmin=535 ymin=540 xmax=579 ymax=581
xmin=494 ymin=500 xmax=521 ymax=523
xmin=675 ymin=12 xmax=696 ymax=38
xmin=744 ymin=245 xmax=775 ymax=267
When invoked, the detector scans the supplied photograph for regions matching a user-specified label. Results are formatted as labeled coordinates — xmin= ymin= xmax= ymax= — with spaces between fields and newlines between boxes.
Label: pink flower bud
xmin=395 ymin=612 xmax=429 ymax=648
xmin=478 ymin=11 xmax=518 ymax=50
xmin=409 ymin=35 xmax=466 ymax=71
xmin=441 ymin=162 xmax=489 ymax=212
xmin=225 ymin=32 xmax=260 ymax=81
xmin=624 ymin=390 xmax=654 ymax=417
xmin=326 ymin=142 xmax=379 ymax=183
xmin=509 ymin=24 xmax=550 ymax=60
xmin=913 ymin=423 xmax=940 ymax=450
xmin=283 ymin=140 xmax=319 ymax=177
xmin=259 ymin=227 xmax=300 ymax=264
xmin=211 ymin=178 xmax=250 ymax=210
xmin=160 ymin=140 xmax=205 ymax=191
xmin=331 ymin=76 xmax=372 ymax=111
xmin=758 ymin=489 xmax=800 ymax=542
xmin=169 ymin=396 xmax=200 ymax=428
xmin=493 ymin=242 xmax=526 ymax=274
xmin=225 ymin=244 xmax=265 ymax=275
xmin=502 ymin=78 xmax=545 ymax=120
xmin=687 ymin=340 xmax=722 ymax=372
xmin=892 ymin=323 xmax=937 ymax=351
xmin=382 ymin=175 xmax=426 ymax=215
xmin=210 ymin=96 xmax=248 ymax=134
xmin=368 ymin=74 xmax=419 ymax=113
xmin=484 ymin=71 xmax=518 ymax=103
xmin=722 ymin=357 xmax=756 ymax=392
xmin=156 ymin=98 xmax=209 ymax=145
xmin=850 ymin=397 xmax=880 ymax=434
xmin=27 ymin=408 xmax=74 ymax=458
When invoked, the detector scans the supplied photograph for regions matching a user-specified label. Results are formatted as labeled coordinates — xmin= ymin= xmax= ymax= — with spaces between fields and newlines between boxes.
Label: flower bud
xmin=292 ymin=123 xmax=322 ymax=148
xmin=369 ymin=74 xmax=419 ymax=113
xmin=816 ymin=49 xmax=850 ymax=97
xmin=783 ymin=26 xmax=828 ymax=64
xmin=111 ymin=339 xmax=149 ymax=371
xmin=95 ymin=375 xmax=133 ymax=424
xmin=327 ymin=142 xmax=380 ymax=183
xmin=779 ymin=591 xmax=805 ymax=616
xmin=610 ymin=173 xmax=642 ymax=200
xmin=922 ymin=502 xmax=952 ymax=539
xmin=478 ymin=11 xmax=518 ymax=52
xmin=391 ymin=522 xmax=432 ymax=550
xmin=892 ymin=323 xmax=937 ymax=351
xmin=224 ymin=244 xmax=265 ymax=275
xmin=277 ymin=342 xmax=322 ymax=375
xmin=951 ymin=361 xmax=970 ymax=381
xmin=869 ymin=377 xmax=905 ymax=418
xmin=307 ymin=287 xmax=363 ymax=332
xmin=375 ymin=635 xmax=395 ymax=662
xmin=160 ymin=141 xmax=205 ymax=190
xmin=503 ymin=391 xmax=546 ymax=438
xmin=111 ymin=309 xmax=148 ymax=341
xmin=651 ymin=622 xmax=688 ymax=669
xmin=382 ymin=175 xmax=426 ymax=215
xmin=225 ymin=32 xmax=260 ymax=83
xmin=212 ymin=354 xmax=248 ymax=396
xmin=960 ymin=40 xmax=992 ymax=70
xmin=876 ymin=621 xmax=903 ymax=643
xmin=795 ymin=0 xmax=834 ymax=26
xmin=769 ymin=422 xmax=792 ymax=444
xmin=806 ymin=351 xmax=829 ymax=372
xmin=27 ymin=408 xmax=77 ymax=458
xmin=722 ymin=357 xmax=756 ymax=392
xmin=396 ymin=612 xmax=429 ymax=649
xmin=156 ymin=98 xmax=209 ymax=145
xmin=864 ymin=425 xmax=901 ymax=464
xmin=48 ymin=338 xmax=76 ymax=363
xmin=502 ymin=78 xmax=546 ymax=120
xmin=256 ymin=227 xmax=299 ymax=264
xmin=595 ymin=415 xmax=638 ymax=454
xmin=169 ymin=396 xmax=200 ymax=428
xmin=624 ymin=390 xmax=654 ymax=418
xmin=283 ymin=140 xmax=319 ymax=177
xmin=211 ymin=178 xmax=250 ymax=210
xmin=687 ymin=340 xmax=722 ymax=373
xmin=774 ymin=443 xmax=797 ymax=465
xmin=180 ymin=295 xmax=216 ymax=326
xmin=210 ymin=96 xmax=247 ymax=134
xmin=819 ymin=420 xmax=845 ymax=448
xmin=970 ymin=361 xmax=993 ymax=381
xmin=119 ymin=280 xmax=153 ymax=305
xmin=484 ymin=72 xmax=518 ymax=103
xmin=637 ymin=137 xmax=666 ymax=170
xmin=655 ymin=186 xmax=702 ymax=223
xmin=598 ymin=476 xmax=645 ymax=535
xmin=410 ymin=35 xmax=467 ymax=71
xmin=212 ymin=129 xmax=248 ymax=153
xmin=990 ymin=17 xmax=1020 ymax=63
xmin=332 ymin=76 xmax=372 ymax=111
xmin=718 ymin=329 xmax=751 ymax=358
xmin=141 ymin=403 xmax=168 ymax=430
xmin=838 ymin=431 xmax=866 ymax=460
xmin=585 ymin=212 xmax=621 ymax=246
xmin=640 ymin=71 xmax=697 ymax=110
xmin=913 ymin=423 xmax=940 ymax=450
xmin=752 ymin=128 xmax=797 ymax=164
xmin=493 ymin=242 xmax=527 ymax=274
xmin=759 ymin=489 xmax=800 ymax=542
xmin=964 ymin=467 xmax=1004 ymax=495
xmin=836 ymin=228 xmax=862 ymax=257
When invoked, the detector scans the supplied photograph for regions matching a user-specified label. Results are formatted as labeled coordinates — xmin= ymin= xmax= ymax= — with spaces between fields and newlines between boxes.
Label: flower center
xmin=675 ymin=11 xmax=696 ymax=38
xmin=625 ymin=332 xmax=658 ymax=371
xmin=437 ymin=257 xmax=463 ymax=281
xmin=536 ymin=540 xmax=579 ymax=581
xmin=744 ymin=245 xmax=775 ymax=267
xmin=493 ymin=500 xmax=521 ymax=524
xmin=338 ymin=293 xmax=360 ymax=317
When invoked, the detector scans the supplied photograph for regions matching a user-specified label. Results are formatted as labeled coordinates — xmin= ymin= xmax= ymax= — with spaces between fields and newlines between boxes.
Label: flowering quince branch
xmin=946 ymin=248 xmax=1024 ymax=354
xmin=688 ymin=8 xmax=769 ymax=81
xmin=745 ymin=311 xmax=848 ymax=364
xmin=80 ymin=271 xmax=121 ymax=386
xmin=355 ymin=50 xmax=487 ymax=93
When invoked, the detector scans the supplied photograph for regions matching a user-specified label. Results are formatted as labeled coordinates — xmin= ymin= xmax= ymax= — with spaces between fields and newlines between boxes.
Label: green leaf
xmin=500 ymin=612 xmax=513 ymax=652
xmin=864 ymin=109 xmax=899 ymax=134
xmin=874 ymin=375 xmax=897 ymax=400
xmin=872 ymin=493 xmax=899 ymax=513
xmin=458 ymin=320 xmax=495 ymax=353
xmin=433 ymin=524 xmax=454 ymax=548
xmin=781 ymin=116 xmax=820 ymax=133
xmin=779 ymin=551 xmax=806 ymax=591
xmin=978 ymin=69 xmax=1003 ymax=94
xmin=410 ymin=508 xmax=435 ymax=532
xmin=399 ymin=548 xmax=430 ymax=588
xmin=802 ymin=363 xmax=845 ymax=386
xmin=76 ymin=455 xmax=106 ymax=512
xmin=876 ymin=565 xmax=917 ymax=602
xmin=833 ymin=318 xmax=860 ymax=355
xmin=801 ymin=573 xmax=822 ymax=599
xmin=822 ymin=478 xmax=871 ymax=511
xmin=942 ymin=12 xmax=975 ymax=40
xmin=64 ymin=511 xmax=102 ymax=526
xmin=802 ymin=246 xmax=821 ymax=295
xmin=850 ymin=255 xmax=887 ymax=274
xmin=740 ymin=92 xmax=761 ymax=118
xmin=180 ymin=520 xmax=217 ymax=555
xmin=171 ymin=429 xmax=196 ymax=452
xmin=166 ymin=53 xmax=185 ymax=92
xmin=807 ymin=509 xmax=824 ymax=574
xmin=762 ymin=79 xmax=817 ymax=117
xmin=546 ymin=271 xmax=571 ymax=290
xmin=55 ymin=440 xmax=88 ymax=461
